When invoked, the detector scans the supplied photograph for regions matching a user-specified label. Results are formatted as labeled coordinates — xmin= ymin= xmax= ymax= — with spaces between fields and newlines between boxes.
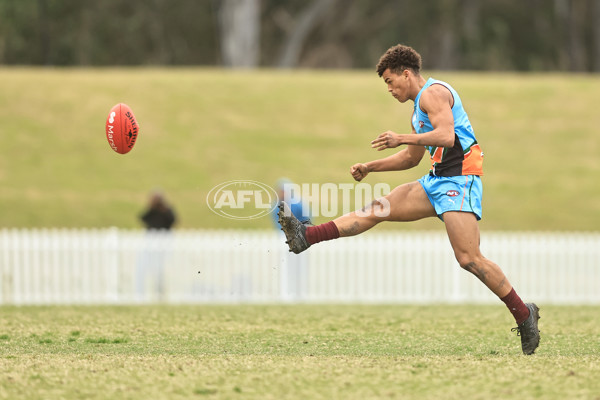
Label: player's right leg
xmin=444 ymin=211 xmax=540 ymax=355
xmin=278 ymin=181 xmax=435 ymax=253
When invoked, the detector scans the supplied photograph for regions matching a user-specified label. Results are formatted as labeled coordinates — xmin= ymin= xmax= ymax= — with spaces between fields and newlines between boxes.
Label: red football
xmin=105 ymin=103 xmax=139 ymax=154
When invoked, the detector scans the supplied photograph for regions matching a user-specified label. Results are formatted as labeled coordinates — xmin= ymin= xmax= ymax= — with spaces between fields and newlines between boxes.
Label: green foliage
xmin=0 ymin=0 xmax=218 ymax=66
xmin=0 ymin=0 xmax=598 ymax=71
xmin=0 ymin=305 xmax=599 ymax=399
xmin=0 ymin=68 xmax=599 ymax=230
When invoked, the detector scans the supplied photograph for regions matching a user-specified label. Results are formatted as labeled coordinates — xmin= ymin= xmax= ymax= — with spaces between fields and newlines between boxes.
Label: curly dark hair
xmin=376 ymin=44 xmax=422 ymax=77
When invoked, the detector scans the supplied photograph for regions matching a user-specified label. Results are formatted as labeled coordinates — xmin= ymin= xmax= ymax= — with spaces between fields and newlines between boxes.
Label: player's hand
xmin=350 ymin=163 xmax=369 ymax=182
xmin=371 ymin=131 xmax=403 ymax=151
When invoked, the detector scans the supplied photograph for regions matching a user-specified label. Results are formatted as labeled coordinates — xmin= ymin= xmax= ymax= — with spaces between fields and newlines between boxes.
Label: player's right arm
xmin=350 ymin=127 xmax=425 ymax=182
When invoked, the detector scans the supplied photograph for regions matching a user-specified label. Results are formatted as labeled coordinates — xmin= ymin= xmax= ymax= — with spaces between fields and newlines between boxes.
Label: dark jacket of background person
xmin=140 ymin=192 xmax=176 ymax=230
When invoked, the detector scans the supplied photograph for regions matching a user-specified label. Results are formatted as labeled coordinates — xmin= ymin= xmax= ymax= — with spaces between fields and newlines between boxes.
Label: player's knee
xmin=455 ymin=252 xmax=482 ymax=270
xmin=356 ymin=198 xmax=391 ymax=221
xmin=454 ymin=252 xmax=476 ymax=270
xmin=456 ymin=256 xmax=473 ymax=270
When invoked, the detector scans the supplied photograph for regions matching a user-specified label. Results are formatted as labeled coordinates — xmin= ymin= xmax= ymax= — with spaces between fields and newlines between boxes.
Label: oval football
xmin=105 ymin=103 xmax=139 ymax=154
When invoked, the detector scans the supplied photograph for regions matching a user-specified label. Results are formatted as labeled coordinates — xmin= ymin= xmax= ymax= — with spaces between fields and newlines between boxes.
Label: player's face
xmin=382 ymin=69 xmax=410 ymax=103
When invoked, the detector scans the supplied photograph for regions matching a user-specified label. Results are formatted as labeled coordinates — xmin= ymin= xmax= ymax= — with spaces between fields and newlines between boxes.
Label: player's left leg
xmin=333 ymin=180 xmax=436 ymax=237
xmin=443 ymin=211 xmax=540 ymax=354
xmin=278 ymin=181 xmax=435 ymax=254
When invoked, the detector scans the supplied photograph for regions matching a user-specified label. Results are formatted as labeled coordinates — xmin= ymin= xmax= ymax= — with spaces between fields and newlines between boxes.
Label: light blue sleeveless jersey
xmin=411 ymin=78 xmax=483 ymax=177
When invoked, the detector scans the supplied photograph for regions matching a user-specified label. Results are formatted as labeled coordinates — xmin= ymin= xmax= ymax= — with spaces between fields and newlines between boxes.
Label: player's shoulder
xmin=422 ymin=81 xmax=453 ymax=97
xmin=420 ymin=82 xmax=454 ymax=108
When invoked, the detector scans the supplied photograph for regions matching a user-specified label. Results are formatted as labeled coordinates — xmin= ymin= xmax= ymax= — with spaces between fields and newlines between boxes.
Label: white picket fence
xmin=0 ymin=228 xmax=598 ymax=305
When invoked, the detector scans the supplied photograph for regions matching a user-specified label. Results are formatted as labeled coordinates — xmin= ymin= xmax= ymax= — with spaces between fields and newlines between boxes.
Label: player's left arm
xmin=375 ymin=86 xmax=456 ymax=149
xmin=408 ymin=86 xmax=455 ymax=147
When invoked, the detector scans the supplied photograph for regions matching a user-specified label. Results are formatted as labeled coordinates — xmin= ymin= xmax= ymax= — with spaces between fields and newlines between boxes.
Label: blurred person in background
xmin=137 ymin=190 xmax=177 ymax=302
xmin=140 ymin=190 xmax=177 ymax=230
xmin=272 ymin=178 xmax=311 ymax=301
xmin=278 ymin=44 xmax=540 ymax=355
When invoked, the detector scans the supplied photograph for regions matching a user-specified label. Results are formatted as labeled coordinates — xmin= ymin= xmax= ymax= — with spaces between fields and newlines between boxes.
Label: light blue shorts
xmin=418 ymin=174 xmax=483 ymax=221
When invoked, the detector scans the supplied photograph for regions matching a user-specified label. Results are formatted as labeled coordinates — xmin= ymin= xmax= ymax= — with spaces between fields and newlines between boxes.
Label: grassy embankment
xmin=1 ymin=68 xmax=598 ymax=230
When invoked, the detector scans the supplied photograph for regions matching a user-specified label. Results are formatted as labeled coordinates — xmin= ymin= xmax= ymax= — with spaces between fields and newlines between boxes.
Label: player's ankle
xmin=305 ymin=222 xmax=339 ymax=245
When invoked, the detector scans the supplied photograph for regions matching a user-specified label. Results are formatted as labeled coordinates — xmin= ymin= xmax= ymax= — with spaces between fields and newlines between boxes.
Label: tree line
xmin=1 ymin=0 xmax=599 ymax=71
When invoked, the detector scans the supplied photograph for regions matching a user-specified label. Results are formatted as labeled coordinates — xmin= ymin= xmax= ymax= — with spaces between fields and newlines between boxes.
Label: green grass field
xmin=1 ymin=305 xmax=599 ymax=399
xmin=1 ymin=68 xmax=599 ymax=230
